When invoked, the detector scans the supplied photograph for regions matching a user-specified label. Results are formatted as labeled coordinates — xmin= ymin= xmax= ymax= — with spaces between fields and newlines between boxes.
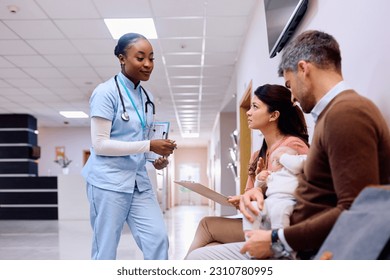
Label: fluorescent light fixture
xmin=60 ymin=111 xmax=89 ymax=118
xmin=182 ymin=132 xmax=199 ymax=138
xmin=104 ymin=18 xmax=158 ymax=39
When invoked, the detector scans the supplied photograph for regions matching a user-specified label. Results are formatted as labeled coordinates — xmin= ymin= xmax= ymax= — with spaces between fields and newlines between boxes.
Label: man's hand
xmin=240 ymin=230 xmax=273 ymax=259
xmin=239 ymin=188 xmax=264 ymax=222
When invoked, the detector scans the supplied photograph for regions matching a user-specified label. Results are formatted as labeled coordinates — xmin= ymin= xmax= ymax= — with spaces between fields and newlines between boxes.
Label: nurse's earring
xmin=118 ymin=54 xmax=125 ymax=69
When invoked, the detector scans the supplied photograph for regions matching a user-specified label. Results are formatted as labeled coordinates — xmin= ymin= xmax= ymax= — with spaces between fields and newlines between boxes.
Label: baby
xmin=242 ymin=146 xmax=307 ymax=235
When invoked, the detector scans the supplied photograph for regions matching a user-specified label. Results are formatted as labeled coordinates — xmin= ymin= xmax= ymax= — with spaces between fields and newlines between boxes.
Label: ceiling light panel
xmin=176 ymin=104 xmax=199 ymax=108
xmin=104 ymin=18 xmax=158 ymax=39
xmin=175 ymin=99 xmax=199 ymax=103
xmin=59 ymin=111 xmax=88 ymax=118
xmin=179 ymin=110 xmax=198 ymax=113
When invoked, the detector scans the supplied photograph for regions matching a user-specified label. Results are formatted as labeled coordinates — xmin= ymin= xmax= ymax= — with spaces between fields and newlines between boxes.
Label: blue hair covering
xmin=114 ymin=33 xmax=147 ymax=57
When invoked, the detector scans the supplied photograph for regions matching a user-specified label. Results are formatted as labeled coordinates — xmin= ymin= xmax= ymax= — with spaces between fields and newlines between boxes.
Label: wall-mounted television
xmin=264 ymin=0 xmax=309 ymax=58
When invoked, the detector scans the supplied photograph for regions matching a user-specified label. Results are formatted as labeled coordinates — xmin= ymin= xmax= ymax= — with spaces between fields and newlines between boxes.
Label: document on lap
xmin=174 ymin=181 xmax=234 ymax=207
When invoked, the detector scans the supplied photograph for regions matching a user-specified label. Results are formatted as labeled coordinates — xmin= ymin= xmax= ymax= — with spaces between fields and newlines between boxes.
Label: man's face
xmin=283 ymin=68 xmax=315 ymax=114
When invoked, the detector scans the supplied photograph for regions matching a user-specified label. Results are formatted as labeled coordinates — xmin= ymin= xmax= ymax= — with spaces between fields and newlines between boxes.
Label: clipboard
xmin=146 ymin=121 xmax=170 ymax=162
xmin=174 ymin=181 xmax=234 ymax=207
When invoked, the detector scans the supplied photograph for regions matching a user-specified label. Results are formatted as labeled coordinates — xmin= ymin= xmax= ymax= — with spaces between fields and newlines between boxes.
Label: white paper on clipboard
xmin=174 ymin=181 xmax=234 ymax=207
xmin=145 ymin=121 xmax=170 ymax=162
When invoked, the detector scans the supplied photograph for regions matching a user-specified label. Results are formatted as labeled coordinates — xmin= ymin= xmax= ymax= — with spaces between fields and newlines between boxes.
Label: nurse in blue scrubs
xmin=82 ymin=33 xmax=177 ymax=260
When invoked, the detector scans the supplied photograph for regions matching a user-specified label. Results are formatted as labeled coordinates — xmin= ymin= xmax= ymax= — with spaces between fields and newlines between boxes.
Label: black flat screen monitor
xmin=264 ymin=0 xmax=309 ymax=58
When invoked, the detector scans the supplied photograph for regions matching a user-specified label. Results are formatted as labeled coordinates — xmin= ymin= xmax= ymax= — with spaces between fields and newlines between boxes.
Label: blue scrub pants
xmin=87 ymin=183 xmax=169 ymax=260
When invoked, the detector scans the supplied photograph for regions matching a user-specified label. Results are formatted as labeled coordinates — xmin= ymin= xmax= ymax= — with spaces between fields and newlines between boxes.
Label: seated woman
xmin=185 ymin=84 xmax=309 ymax=258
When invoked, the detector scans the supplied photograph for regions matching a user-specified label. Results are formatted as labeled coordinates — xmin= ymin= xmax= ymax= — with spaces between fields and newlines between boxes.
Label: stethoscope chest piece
xmin=115 ymin=74 xmax=155 ymax=125
xmin=121 ymin=111 xmax=129 ymax=121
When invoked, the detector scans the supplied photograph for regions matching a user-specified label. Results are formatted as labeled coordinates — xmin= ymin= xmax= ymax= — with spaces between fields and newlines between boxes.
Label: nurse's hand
xmin=153 ymin=157 xmax=169 ymax=170
xmin=150 ymin=139 xmax=177 ymax=156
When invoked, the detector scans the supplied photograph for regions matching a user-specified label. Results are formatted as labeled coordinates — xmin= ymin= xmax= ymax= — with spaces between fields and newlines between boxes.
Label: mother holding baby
xmin=185 ymin=83 xmax=309 ymax=258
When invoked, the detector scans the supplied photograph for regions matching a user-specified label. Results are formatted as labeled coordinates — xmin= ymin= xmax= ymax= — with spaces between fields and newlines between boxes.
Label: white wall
xmin=38 ymin=126 xmax=90 ymax=176
xmin=235 ymin=0 xmax=390 ymax=154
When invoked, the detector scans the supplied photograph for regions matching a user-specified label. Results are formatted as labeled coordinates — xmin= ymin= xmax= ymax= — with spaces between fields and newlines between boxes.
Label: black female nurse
xmin=82 ymin=33 xmax=176 ymax=260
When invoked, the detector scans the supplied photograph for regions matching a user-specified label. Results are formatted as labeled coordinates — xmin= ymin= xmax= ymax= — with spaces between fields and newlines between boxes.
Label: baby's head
xmin=269 ymin=146 xmax=298 ymax=172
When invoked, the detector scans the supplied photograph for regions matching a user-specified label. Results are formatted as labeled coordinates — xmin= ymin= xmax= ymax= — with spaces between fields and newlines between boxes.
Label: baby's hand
xmin=255 ymin=157 xmax=265 ymax=175
xmin=256 ymin=170 xmax=270 ymax=181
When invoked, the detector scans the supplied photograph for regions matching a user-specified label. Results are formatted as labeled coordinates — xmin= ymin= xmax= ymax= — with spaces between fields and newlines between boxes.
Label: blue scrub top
xmin=82 ymin=72 xmax=154 ymax=194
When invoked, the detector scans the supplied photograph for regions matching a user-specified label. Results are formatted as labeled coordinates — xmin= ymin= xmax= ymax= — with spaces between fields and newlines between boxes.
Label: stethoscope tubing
xmin=114 ymin=75 xmax=155 ymax=122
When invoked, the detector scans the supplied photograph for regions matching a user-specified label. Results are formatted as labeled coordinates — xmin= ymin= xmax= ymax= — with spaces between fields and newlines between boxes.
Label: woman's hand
xmin=227 ymin=195 xmax=241 ymax=209
xmin=239 ymin=188 xmax=265 ymax=222
xmin=153 ymin=157 xmax=169 ymax=170
xmin=150 ymin=139 xmax=177 ymax=156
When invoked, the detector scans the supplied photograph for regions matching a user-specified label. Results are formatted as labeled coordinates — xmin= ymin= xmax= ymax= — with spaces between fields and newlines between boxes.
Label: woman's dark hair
xmin=114 ymin=33 xmax=147 ymax=57
xmin=248 ymin=84 xmax=309 ymax=175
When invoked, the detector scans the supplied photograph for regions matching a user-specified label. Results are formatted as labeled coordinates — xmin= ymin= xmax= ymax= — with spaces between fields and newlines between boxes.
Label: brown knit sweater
xmin=284 ymin=90 xmax=390 ymax=255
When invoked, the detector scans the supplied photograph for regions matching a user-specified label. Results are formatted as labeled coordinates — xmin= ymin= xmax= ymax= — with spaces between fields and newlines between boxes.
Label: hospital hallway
xmin=0 ymin=205 xmax=213 ymax=260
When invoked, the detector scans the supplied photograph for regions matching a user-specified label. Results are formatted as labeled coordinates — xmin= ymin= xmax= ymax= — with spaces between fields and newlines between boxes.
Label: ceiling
xmin=0 ymin=0 xmax=258 ymax=146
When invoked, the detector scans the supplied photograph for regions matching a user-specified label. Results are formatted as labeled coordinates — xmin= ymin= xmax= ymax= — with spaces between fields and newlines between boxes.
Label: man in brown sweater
xmin=186 ymin=30 xmax=390 ymax=260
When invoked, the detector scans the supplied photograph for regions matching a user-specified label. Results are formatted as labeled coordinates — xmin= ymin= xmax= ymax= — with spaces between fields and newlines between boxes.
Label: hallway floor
xmin=0 ymin=205 xmax=213 ymax=260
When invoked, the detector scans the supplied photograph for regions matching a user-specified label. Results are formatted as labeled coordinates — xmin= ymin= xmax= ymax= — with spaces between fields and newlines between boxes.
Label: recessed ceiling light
xmin=60 ymin=111 xmax=89 ymax=119
xmin=104 ymin=18 xmax=158 ymax=39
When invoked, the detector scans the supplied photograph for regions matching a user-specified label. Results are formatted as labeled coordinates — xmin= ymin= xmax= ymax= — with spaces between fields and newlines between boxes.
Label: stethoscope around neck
xmin=114 ymin=75 xmax=155 ymax=122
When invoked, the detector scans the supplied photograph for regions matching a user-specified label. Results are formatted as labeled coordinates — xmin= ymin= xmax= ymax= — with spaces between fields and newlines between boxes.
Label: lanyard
xmin=117 ymin=75 xmax=146 ymax=129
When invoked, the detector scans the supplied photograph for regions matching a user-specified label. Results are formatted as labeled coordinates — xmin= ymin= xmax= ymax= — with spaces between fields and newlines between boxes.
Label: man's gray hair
xmin=278 ymin=30 xmax=342 ymax=77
